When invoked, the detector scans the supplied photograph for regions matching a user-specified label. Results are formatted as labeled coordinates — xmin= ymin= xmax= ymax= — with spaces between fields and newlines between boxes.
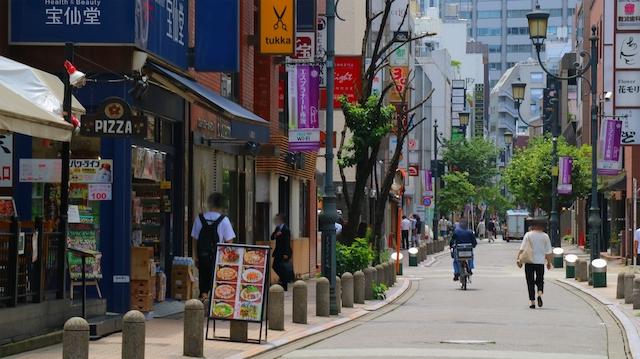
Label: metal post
xmin=588 ymin=27 xmax=601 ymax=263
xmin=320 ymin=0 xmax=338 ymax=315
xmin=550 ymin=135 xmax=559 ymax=247
xmin=432 ymin=119 xmax=439 ymax=242
xmin=633 ymin=178 xmax=637 ymax=268
xmin=61 ymin=43 xmax=73 ymax=299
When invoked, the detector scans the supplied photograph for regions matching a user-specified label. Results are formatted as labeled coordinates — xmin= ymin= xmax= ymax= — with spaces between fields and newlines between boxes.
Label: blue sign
xmin=422 ymin=196 xmax=432 ymax=207
xmin=10 ymin=0 xmax=189 ymax=69
xmin=194 ymin=0 xmax=239 ymax=72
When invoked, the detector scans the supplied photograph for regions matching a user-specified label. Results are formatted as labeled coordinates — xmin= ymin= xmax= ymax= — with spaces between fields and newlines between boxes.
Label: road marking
xmin=282 ymin=347 xmax=607 ymax=358
xmin=440 ymin=339 xmax=496 ymax=344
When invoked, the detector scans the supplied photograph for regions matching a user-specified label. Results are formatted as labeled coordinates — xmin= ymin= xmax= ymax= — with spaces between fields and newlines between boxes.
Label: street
xmin=263 ymin=239 xmax=626 ymax=359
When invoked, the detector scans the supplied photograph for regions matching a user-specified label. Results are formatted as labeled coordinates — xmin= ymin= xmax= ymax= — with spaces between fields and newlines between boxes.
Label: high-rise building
xmin=439 ymin=0 xmax=577 ymax=87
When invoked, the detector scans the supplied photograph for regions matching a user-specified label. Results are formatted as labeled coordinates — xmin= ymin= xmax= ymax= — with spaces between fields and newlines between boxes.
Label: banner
xmin=557 ymin=157 xmax=573 ymax=195
xmin=320 ymin=56 xmax=362 ymax=108
xmin=423 ymin=169 xmax=433 ymax=196
xmin=288 ymin=65 xmax=321 ymax=151
xmin=597 ymin=118 xmax=623 ymax=175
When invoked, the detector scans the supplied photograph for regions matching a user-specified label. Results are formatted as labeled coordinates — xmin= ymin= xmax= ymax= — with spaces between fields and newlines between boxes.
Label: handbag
xmin=518 ymin=234 xmax=534 ymax=264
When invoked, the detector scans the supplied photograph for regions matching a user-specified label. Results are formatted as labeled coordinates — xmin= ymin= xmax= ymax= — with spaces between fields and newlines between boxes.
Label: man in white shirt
xmin=191 ymin=193 xmax=236 ymax=300
xmin=401 ymin=215 xmax=411 ymax=249
xmin=634 ymin=227 xmax=640 ymax=265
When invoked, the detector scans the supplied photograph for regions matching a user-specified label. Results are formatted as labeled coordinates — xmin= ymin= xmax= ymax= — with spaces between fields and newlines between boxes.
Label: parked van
xmin=505 ymin=209 xmax=530 ymax=242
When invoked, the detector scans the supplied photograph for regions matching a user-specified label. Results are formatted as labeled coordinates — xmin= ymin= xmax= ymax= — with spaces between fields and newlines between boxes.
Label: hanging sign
xmin=557 ymin=157 xmax=573 ymax=195
xmin=615 ymin=71 xmax=640 ymax=106
xmin=0 ymin=134 xmax=13 ymax=187
xmin=616 ymin=33 xmax=640 ymax=69
xmin=320 ymin=56 xmax=363 ymax=108
xmin=423 ymin=169 xmax=433 ymax=196
xmin=259 ymin=0 xmax=295 ymax=54
xmin=597 ymin=118 xmax=623 ymax=175
xmin=289 ymin=65 xmax=321 ymax=151
xmin=617 ymin=1 xmax=640 ymax=30
xmin=408 ymin=165 xmax=419 ymax=176
xmin=80 ymin=97 xmax=146 ymax=138
xmin=292 ymin=32 xmax=315 ymax=61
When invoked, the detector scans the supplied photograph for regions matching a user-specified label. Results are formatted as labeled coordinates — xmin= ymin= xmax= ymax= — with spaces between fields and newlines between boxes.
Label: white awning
xmin=0 ymin=56 xmax=86 ymax=142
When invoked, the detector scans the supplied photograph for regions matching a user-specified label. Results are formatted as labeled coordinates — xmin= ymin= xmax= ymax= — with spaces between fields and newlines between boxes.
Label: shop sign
xmin=0 ymin=134 xmax=13 ymax=187
xmin=160 ymin=181 xmax=172 ymax=189
xmin=617 ymin=108 xmax=640 ymax=144
xmin=408 ymin=165 xmax=419 ymax=176
xmin=81 ymin=97 xmax=147 ymax=138
xmin=390 ymin=43 xmax=409 ymax=66
xmin=195 ymin=0 xmax=239 ymax=72
xmin=70 ymin=159 xmax=113 ymax=183
xmin=408 ymin=139 xmax=417 ymax=151
xmin=259 ymin=0 xmax=295 ymax=55
xmin=191 ymin=104 xmax=232 ymax=139
xmin=288 ymin=65 xmax=321 ymax=151
xmin=320 ymin=56 xmax=363 ymax=108
xmin=617 ymin=1 xmax=640 ymax=30
xmin=317 ymin=16 xmax=327 ymax=86
xmin=423 ymin=169 xmax=433 ymax=196
xmin=615 ymin=71 xmax=640 ymax=106
xmin=19 ymin=159 xmax=61 ymax=183
xmin=616 ymin=33 xmax=640 ymax=69
xmin=597 ymin=119 xmax=623 ymax=174
xmin=365 ymin=58 xmax=383 ymax=97
xmin=0 ymin=197 xmax=17 ymax=219
xmin=389 ymin=66 xmax=409 ymax=102
xmin=88 ymin=184 xmax=112 ymax=201
xmin=292 ymin=32 xmax=315 ymax=61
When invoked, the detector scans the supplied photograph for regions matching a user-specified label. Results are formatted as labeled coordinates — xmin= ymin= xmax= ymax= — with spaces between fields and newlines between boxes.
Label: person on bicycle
xmin=449 ymin=220 xmax=477 ymax=281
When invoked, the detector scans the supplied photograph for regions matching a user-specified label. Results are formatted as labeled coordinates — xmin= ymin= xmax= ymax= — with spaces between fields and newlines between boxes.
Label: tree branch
xmin=336 ymin=124 xmax=352 ymax=210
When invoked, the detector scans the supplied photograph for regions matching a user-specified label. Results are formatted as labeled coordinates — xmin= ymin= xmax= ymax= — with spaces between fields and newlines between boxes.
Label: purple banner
xmin=289 ymin=65 xmax=320 ymax=151
xmin=597 ymin=119 xmax=623 ymax=175
xmin=423 ymin=169 xmax=432 ymax=195
xmin=557 ymin=156 xmax=573 ymax=195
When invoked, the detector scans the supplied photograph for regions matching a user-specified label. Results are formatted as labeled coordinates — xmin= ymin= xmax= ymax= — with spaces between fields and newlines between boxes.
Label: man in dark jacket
xmin=449 ymin=220 xmax=477 ymax=281
xmin=272 ymin=214 xmax=293 ymax=290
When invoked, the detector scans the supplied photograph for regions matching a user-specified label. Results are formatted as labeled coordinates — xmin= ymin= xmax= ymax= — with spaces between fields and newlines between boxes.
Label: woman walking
xmin=516 ymin=218 xmax=553 ymax=309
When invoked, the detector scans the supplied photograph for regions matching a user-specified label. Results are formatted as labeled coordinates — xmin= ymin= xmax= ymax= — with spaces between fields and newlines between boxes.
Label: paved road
xmin=272 ymin=239 xmax=627 ymax=359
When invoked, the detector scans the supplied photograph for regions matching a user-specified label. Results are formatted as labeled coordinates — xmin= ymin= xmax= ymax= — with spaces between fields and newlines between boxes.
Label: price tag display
xmin=88 ymin=184 xmax=112 ymax=201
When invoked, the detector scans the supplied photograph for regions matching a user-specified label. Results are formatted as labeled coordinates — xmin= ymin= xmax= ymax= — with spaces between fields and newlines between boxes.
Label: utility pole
xmin=550 ymin=89 xmax=560 ymax=248
xmin=319 ymin=0 xmax=338 ymax=315
xmin=432 ymin=119 xmax=439 ymax=242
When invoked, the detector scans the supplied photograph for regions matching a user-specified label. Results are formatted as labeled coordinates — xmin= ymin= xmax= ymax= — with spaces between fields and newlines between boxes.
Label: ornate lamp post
xmin=503 ymin=130 xmax=513 ymax=164
xmin=527 ymin=4 xmax=600 ymax=261
xmin=458 ymin=111 xmax=470 ymax=136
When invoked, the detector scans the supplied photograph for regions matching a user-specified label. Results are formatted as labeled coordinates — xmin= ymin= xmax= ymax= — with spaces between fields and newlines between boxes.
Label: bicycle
xmin=454 ymin=243 xmax=474 ymax=290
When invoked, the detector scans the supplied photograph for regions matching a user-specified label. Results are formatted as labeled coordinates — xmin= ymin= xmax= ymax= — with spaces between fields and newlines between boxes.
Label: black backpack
xmin=197 ymin=214 xmax=226 ymax=256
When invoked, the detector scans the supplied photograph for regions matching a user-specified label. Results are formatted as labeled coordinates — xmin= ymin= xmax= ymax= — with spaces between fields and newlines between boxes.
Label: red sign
xmin=408 ymin=165 xmax=419 ymax=176
xmin=389 ymin=66 xmax=409 ymax=102
xmin=321 ymin=56 xmax=362 ymax=108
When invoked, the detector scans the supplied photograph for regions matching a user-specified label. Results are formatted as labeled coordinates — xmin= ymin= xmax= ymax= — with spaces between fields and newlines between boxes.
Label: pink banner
xmin=557 ymin=156 xmax=572 ymax=195
xmin=597 ymin=118 xmax=623 ymax=175
xmin=289 ymin=65 xmax=321 ymax=151
xmin=423 ymin=169 xmax=432 ymax=195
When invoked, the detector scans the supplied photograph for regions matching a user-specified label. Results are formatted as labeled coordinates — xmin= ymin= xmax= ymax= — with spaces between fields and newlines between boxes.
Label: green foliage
xmin=451 ymin=60 xmax=462 ymax=69
xmin=475 ymin=185 xmax=512 ymax=217
xmin=442 ymin=138 xmax=500 ymax=187
xmin=372 ymin=283 xmax=388 ymax=300
xmin=438 ymin=172 xmax=476 ymax=216
xmin=338 ymin=95 xmax=395 ymax=168
xmin=504 ymin=136 xmax=591 ymax=213
xmin=336 ymin=238 xmax=374 ymax=276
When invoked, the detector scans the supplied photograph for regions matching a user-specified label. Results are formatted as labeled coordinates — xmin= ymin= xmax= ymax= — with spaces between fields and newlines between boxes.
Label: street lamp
xmin=458 ymin=111 xmax=470 ymax=135
xmin=432 ymin=119 xmax=446 ymax=243
xmin=527 ymin=3 xmax=600 ymax=261
xmin=511 ymin=82 xmax=526 ymax=106
xmin=503 ymin=131 xmax=513 ymax=164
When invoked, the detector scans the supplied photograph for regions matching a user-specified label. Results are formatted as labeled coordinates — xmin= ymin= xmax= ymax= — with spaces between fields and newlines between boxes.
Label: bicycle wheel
xmin=461 ymin=272 xmax=467 ymax=290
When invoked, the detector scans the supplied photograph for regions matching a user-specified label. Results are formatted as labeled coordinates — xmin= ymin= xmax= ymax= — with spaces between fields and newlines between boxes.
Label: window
xmin=507 ymin=9 xmax=529 ymax=18
xmin=548 ymin=8 xmax=562 ymax=17
xmin=568 ymin=8 xmax=575 ymax=17
xmin=489 ymin=62 xmax=502 ymax=71
xmin=530 ymin=88 xmax=543 ymax=115
xmin=530 ymin=72 xmax=544 ymax=83
xmin=459 ymin=11 xmax=472 ymax=19
xmin=507 ymin=27 xmax=528 ymax=35
xmin=478 ymin=10 xmax=501 ymax=19
xmin=507 ymin=62 xmax=516 ymax=68
xmin=488 ymin=44 xmax=502 ymax=53
xmin=478 ymin=27 xmax=501 ymax=36
xmin=506 ymin=44 xmax=532 ymax=53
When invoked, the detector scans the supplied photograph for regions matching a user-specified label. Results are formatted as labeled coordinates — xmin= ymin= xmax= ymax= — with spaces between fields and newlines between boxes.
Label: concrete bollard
xmin=122 ymin=310 xmax=145 ymax=359
xmin=292 ymin=280 xmax=308 ymax=324
xmin=633 ymin=278 xmax=640 ymax=310
xmin=183 ymin=299 xmax=204 ymax=357
xmin=335 ymin=276 xmax=342 ymax=313
xmin=341 ymin=272 xmax=354 ymax=308
xmin=371 ymin=266 xmax=378 ymax=289
xmin=268 ymin=284 xmax=285 ymax=330
xmin=316 ymin=277 xmax=330 ymax=317
xmin=354 ymin=271 xmax=365 ymax=304
xmin=391 ymin=260 xmax=397 ymax=284
xmin=363 ymin=267 xmax=374 ymax=300
xmin=616 ymin=272 xmax=626 ymax=299
xmin=63 ymin=317 xmax=89 ymax=359
xmin=427 ymin=242 xmax=433 ymax=255
xmin=576 ymin=259 xmax=589 ymax=282
xmin=381 ymin=263 xmax=390 ymax=286
xmin=375 ymin=265 xmax=384 ymax=285
xmin=624 ymin=273 xmax=636 ymax=304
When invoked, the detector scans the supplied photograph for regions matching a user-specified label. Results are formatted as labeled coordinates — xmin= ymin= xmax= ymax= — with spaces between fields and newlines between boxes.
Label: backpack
xmin=197 ymin=213 xmax=226 ymax=256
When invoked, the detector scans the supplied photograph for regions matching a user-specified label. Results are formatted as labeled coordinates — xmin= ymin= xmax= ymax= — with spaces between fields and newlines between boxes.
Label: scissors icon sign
xmin=273 ymin=6 xmax=287 ymax=31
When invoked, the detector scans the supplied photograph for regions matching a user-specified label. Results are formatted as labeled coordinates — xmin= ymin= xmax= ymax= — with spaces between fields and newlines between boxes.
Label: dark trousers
xmin=402 ymin=230 xmax=410 ymax=249
xmin=198 ymin=253 xmax=214 ymax=297
xmin=525 ymin=263 xmax=545 ymax=301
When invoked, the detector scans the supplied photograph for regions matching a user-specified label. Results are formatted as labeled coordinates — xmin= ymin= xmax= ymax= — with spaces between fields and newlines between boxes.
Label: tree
xmin=475 ymin=185 xmax=512 ymax=219
xmin=438 ymin=172 xmax=475 ymax=217
xmin=442 ymin=138 xmax=500 ymax=187
xmin=503 ymin=136 xmax=591 ymax=213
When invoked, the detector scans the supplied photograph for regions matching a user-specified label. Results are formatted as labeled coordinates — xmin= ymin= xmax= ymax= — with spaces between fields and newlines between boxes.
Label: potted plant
xmin=610 ymin=230 xmax=621 ymax=257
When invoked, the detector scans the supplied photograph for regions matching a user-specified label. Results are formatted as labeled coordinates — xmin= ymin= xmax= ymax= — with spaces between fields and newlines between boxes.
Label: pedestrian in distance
xmin=516 ymin=218 xmax=553 ymax=309
xmin=476 ymin=219 xmax=486 ymax=240
xmin=438 ymin=216 xmax=449 ymax=239
xmin=413 ymin=214 xmax=423 ymax=246
xmin=634 ymin=226 xmax=640 ymax=265
xmin=401 ymin=215 xmax=411 ymax=249
xmin=191 ymin=193 xmax=236 ymax=301
xmin=486 ymin=218 xmax=496 ymax=243
xmin=271 ymin=214 xmax=294 ymax=291
xmin=409 ymin=214 xmax=417 ymax=247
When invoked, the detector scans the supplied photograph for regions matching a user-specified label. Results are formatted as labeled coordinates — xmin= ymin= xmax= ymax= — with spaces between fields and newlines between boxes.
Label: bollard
xmin=375 ymin=265 xmax=384 ymax=285
xmin=421 ymin=245 xmax=427 ymax=261
xmin=63 ymin=317 xmax=89 ymax=359
xmin=371 ymin=266 xmax=378 ymax=289
xmin=624 ymin=273 xmax=636 ymax=304
xmin=315 ymin=277 xmax=330 ymax=317
xmin=576 ymin=259 xmax=588 ymax=282
xmin=341 ymin=272 xmax=354 ymax=308
xmin=268 ymin=284 xmax=285 ymax=330
xmin=391 ymin=260 xmax=397 ymax=284
xmin=122 ymin=310 xmax=145 ymax=359
xmin=354 ymin=271 xmax=365 ymax=304
xmin=408 ymin=247 xmax=419 ymax=267
xmin=427 ymin=242 xmax=433 ymax=255
xmin=335 ymin=276 xmax=342 ymax=313
xmin=616 ymin=272 xmax=626 ymax=299
xmin=363 ymin=267 xmax=374 ymax=300
xmin=565 ymin=254 xmax=577 ymax=278
xmin=292 ymin=280 xmax=308 ymax=324
xmin=633 ymin=278 xmax=640 ymax=310
xmin=382 ymin=263 xmax=390 ymax=286
xmin=552 ymin=248 xmax=564 ymax=268
xmin=591 ymin=259 xmax=607 ymax=288
xmin=183 ymin=299 xmax=204 ymax=357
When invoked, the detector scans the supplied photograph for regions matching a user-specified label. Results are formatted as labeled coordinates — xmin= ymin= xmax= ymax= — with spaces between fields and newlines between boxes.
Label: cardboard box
xmin=171 ymin=280 xmax=193 ymax=301
xmin=171 ymin=264 xmax=194 ymax=282
xmin=131 ymin=247 xmax=155 ymax=280
xmin=130 ymin=279 xmax=154 ymax=296
xmin=130 ymin=294 xmax=153 ymax=312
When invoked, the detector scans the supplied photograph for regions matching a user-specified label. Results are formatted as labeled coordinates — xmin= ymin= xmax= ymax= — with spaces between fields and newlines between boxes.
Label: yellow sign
xmin=160 ymin=181 xmax=172 ymax=190
xmin=260 ymin=0 xmax=295 ymax=55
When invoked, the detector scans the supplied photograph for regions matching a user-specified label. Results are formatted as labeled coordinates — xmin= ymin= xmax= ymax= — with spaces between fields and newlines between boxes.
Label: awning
xmin=145 ymin=63 xmax=269 ymax=143
xmin=0 ymin=56 xmax=85 ymax=142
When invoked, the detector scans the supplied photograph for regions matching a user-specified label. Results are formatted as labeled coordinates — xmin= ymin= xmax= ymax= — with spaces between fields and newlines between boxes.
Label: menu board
xmin=210 ymin=244 xmax=270 ymax=322
xmin=67 ymin=206 xmax=102 ymax=280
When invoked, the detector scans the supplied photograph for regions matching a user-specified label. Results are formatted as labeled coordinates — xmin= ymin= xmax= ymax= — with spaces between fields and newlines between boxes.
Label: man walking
xmin=272 ymin=214 xmax=293 ymax=291
xmin=635 ymin=226 xmax=640 ymax=265
xmin=401 ymin=215 xmax=411 ymax=249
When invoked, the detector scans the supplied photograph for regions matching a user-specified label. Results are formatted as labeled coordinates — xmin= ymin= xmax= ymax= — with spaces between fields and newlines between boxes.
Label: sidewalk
xmin=549 ymin=246 xmax=640 ymax=358
xmin=9 ymin=265 xmax=420 ymax=359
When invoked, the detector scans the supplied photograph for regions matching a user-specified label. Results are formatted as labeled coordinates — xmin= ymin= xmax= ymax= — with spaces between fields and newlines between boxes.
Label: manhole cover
xmin=440 ymin=340 xmax=496 ymax=345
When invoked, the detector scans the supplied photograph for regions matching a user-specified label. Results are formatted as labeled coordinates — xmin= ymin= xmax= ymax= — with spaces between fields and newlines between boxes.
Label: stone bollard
xmin=268 ymin=284 xmax=285 ymax=330
xmin=363 ymin=267 xmax=374 ymax=300
xmin=341 ymin=272 xmax=354 ymax=308
xmin=371 ymin=266 xmax=378 ymax=289
xmin=387 ymin=263 xmax=393 ymax=285
xmin=63 ymin=317 xmax=89 ymax=359
xmin=391 ymin=260 xmax=397 ymax=284
xmin=381 ymin=263 xmax=389 ymax=286
xmin=315 ymin=277 xmax=330 ymax=317
xmin=292 ymin=280 xmax=308 ymax=324
xmin=576 ymin=259 xmax=589 ymax=282
xmin=624 ymin=273 xmax=636 ymax=304
xmin=122 ymin=310 xmax=145 ymax=359
xmin=335 ymin=276 xmax=342 ymax=313
xmin=375 ymin=265 xmax=384 ymax=285
xmin=421 ymin=245 xmax=427 ymax=261
xmin=354 ymin=271 xmax=365 ymax=304
xmin=633 ymin=278 xmax=640 ymax=310
xmin=427 ymin=242 xmax=433 ymax=255
xmin=616 ymin=272 xmax=626 ymax=299
xmin=183 ymin=299 xmax=204 ymax=357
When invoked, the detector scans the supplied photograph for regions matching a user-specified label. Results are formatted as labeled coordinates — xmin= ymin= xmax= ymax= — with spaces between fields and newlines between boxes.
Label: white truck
xmin=505 ymin=209 xmax=530 ymax=242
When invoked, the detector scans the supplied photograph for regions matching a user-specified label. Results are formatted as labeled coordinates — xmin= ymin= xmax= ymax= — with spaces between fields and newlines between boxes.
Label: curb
xmin=421 ymin=250 xmax=450 ymax=267
xmin=557 ymin=278 xmax=640 ymax=358
xmin=229 ymin=278 xmax=412 ymax=359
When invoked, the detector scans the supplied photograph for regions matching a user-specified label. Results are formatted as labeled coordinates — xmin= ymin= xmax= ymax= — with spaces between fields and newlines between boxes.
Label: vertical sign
xmin=317 ymin=16 xmax=327 ymax=87
xmin=289 ymin=65 xmax=321 ymax=151
xmin=616 ymin=33 xmax=640 ymax=68
xmin=423 ymin=169 xmax=433 ymax=196
xmin=259 ymin=0 xmax=295 ymax=55
xmin=293 ymin=32 xmax=315 ymax=60
xmin=557 ymin=157 xmax=573 ymax=195
xmin=597 ymin=119 xmax=623 ymax=175
xmin=389 ymin=66 xmax=409 ymax=102
xmin=0 ymin=134 xmax=12 ymax=187
xmin=320 ymin=56 xmax=362 ymax=108
xmin=615 ymin=1 xmax=640 ymax=144
xmin=474 ymin=84 xmax=485 ymax=138
xmin=617 ymin=0 xmax=640 ymax=30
